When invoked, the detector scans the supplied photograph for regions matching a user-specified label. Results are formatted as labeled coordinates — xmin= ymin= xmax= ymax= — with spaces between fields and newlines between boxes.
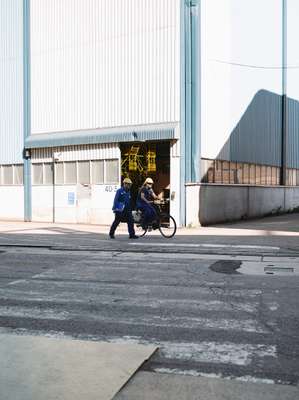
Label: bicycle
xmin=132 ymin=200 xmax=177 ymax=238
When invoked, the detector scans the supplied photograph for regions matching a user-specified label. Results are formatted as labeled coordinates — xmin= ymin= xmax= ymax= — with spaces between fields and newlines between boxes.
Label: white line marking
xmin=108 ymin=337 xmax=277 ymax=367
xmin=0 ymin=328 xmax=277 ymax=370
xmin=130 ymin=243 xmax=280 ymax=250
xmin=154 ymin=368 xmax=275 ymax=384
xmin=85 ymin=314 xmax=268 ymax=333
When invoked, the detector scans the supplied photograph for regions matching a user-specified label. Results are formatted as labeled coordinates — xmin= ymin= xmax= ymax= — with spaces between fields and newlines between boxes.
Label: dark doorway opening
xmin=120 ymin=141 xmax=170 ymax=209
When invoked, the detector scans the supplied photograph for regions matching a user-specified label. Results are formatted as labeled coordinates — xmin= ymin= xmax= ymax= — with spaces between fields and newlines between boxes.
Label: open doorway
xmin=120 ymin=141 xmax=170 ymax=211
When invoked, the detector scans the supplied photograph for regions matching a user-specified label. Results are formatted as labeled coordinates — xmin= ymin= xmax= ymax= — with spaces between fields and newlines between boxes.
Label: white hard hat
xmin=123 ymin=177 xmax=132 ymax=184
xmin=144 ymin=177 xmax=154 ymax=184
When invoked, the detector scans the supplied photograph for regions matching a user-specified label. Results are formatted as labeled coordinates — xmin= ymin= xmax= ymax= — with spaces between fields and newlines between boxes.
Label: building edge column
xmin=23 ymin=0 xmax=32 ymax=221
xmin=281 ymin=0 xmax=288 ymax=186
xmin=180 ymin=0 xmax=201 ymax=226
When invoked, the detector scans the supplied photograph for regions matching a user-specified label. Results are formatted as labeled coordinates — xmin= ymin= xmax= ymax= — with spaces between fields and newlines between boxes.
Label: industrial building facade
xmin=1 ymin=0 xmax=299 ymax=226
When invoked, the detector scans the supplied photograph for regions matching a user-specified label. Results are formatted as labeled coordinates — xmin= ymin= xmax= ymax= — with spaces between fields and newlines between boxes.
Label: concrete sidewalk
xmin=115 ymin=371 xmax=299 ymax=400
xmin=0 ymin=212 xmax=299 ymax=237
xmin=0 ymin=213 xmax=299 ymax=254
xmin=0 ymin=334 xmax=156 ymax=400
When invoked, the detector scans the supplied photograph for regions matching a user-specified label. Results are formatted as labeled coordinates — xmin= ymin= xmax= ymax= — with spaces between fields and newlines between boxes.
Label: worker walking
xmin=109 ymin=177 xmax=139 ymax=239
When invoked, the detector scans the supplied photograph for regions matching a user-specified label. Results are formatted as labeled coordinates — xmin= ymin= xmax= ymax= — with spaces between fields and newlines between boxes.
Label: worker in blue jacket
xmin=109 ymin=177 xmax=139 ymax=239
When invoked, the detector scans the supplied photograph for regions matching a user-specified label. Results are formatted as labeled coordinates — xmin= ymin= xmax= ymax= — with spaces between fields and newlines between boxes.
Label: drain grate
xmin=239 ymin=261 xmax=299 ymax=276
xmin=210 ymin=260 xmax=299 ymax=276
xmin=264 ymin=266 xmax=294 ymax=275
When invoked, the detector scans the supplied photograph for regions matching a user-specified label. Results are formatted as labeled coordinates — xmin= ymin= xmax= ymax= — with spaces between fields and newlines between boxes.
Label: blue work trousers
xmin=109 ymin=210 xmax=135 ymax=237
xmin=139 ymin=203 xmax=157 ymax=227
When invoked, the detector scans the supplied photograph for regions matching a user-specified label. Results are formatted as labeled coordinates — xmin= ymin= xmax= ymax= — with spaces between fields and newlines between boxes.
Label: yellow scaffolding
xmin=147 ymin=145 xmax=156 ymax=172
xmin=121 ymin=145 xmax=144 ymax=173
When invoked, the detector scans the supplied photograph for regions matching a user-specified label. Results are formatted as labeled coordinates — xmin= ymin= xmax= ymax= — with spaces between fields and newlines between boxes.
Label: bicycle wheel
xmin=158 ymin=214 xmax=177 ymax=238
xmin=135 ymin=223 xmax=147 ymax=237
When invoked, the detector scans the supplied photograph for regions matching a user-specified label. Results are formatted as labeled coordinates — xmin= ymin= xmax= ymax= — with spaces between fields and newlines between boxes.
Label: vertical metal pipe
xmin=190 ymin=0 xmax=201 ymax=182
xmin=185 ymin=1 xmax=192 ymax=183
xmin=180 ymin=0 xmax=187 ymax=226
xmin=23 ymin=0 xmax=32 ymax=221
xmin=281 ymin=0 xmax=287 ymax=185
xmin=52 ymin=157 xmax=55 ymax=223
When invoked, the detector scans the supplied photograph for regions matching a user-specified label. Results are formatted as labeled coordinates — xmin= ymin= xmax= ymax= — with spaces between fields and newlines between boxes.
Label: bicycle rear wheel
xmin=158 ymin=214 xmax=177 ymax=238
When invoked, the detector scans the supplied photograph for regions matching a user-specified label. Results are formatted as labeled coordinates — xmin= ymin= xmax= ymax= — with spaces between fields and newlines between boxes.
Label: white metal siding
xmin=31 ymin=143 xmax=120 ymax=163
xmin=0 ymin=0 xmax=24 ymax=164
xmin=201 ymin=0 xmax=283 ymax=164
xmin=0 ymin=187 xmax=24 ymax=220
xmin=30 ymin=0 xmax=180 ymax=134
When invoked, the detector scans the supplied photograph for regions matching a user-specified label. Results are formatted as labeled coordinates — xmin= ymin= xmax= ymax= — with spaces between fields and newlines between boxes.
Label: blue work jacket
xmin=136 ymin=187 xmax=154 ymax=208
xmin=112 ymin=187 xmax=132 ymax=212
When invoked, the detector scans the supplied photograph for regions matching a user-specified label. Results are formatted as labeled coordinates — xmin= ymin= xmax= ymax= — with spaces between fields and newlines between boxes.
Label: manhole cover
xmin=210 ymin=260 xmax=241 ymax=274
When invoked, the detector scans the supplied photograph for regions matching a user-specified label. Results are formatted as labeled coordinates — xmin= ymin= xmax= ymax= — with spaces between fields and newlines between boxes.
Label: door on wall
xmin=120 ymin=141 xmax=170 ymax=211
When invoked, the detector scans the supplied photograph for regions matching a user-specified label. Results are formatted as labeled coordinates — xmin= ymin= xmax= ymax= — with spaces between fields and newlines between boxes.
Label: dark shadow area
xmin=208 ymin=212 xmax=299 ymax=234
xmin=201 ymin=89 xmax=299 ymax=184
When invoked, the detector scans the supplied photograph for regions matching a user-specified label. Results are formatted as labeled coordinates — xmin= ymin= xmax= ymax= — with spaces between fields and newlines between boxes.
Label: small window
xmin=3 ymin=165 xmax=13 ymax=185
xmin=214 ymin=160 xmax=222 ymax=183
xmin=44 ymin=163 xmax=53 ymax=185
xmin=229 ymin=162 xmax=237 ymax=184
xmin=266 ymin=167 xmax=272 ymax=185
xmin=55 ymin=162 xmax=64 ymax=184
xmin=105 ymin=160 xmax=119 ymax=183
xmin=236 ymin=163 xmax=243 ymax=184
xmin=222 ymin=161 xmax=230 ymax=184
xmin=255 ymin=166 xmax=260 ymax=184
xmin=243 ymin=164 xmax=249 ymax=184
xmin=207 ymin=161 xmax=215 ymax=183
xmin=277 ymin=168 xmax=281 ymax=185
xmin=64 ymin=162 xmax=77 ymax=184
xmin=272 ymin=167 xmax=279 ymax=185
xmin=78 ymin=161 xmax=90 ymax=184
xmin=261 ymin=166 xmax=267 ymax=185
xmin=91 ymin=160 xmax=104 ymax=184
xmin=249 ymin=164 xmax=256 ymax=185
xmin=291 ymin=169 xmax=297 ymax=186
xmin=14 ymin=164 xmax=24 ymax=185
xmin=32 ymin=163 xmax=43 ymax=185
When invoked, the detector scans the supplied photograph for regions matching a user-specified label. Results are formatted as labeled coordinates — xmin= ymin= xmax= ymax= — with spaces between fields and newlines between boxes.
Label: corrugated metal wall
xmin=0 ymin=0 xmax=24 ymax=164
xmin=221 ymin=90 xmax=282 ymax=166
xmin=30 ymin=0 xmax=180 ymax=134
xmin=286 ymin=0 xmax=299 ymax=169
xmin=31 ymin=143 xmax=120 ymax=163
xmin=287 ymin=98 xmax=299 ymax=169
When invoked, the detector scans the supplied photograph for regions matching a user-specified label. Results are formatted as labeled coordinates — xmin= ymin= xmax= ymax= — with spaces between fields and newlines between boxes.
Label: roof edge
xmin=25 ymin=124 xmax=178 ymax=149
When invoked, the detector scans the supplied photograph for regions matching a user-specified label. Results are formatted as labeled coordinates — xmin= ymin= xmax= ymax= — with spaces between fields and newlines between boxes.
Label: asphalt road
xmin=0 ymin=225 xmax=298 ymax=389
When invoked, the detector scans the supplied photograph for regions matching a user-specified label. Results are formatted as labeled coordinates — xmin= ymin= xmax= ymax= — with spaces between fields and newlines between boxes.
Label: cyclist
xmin=136 ymin=177 xmax=160 ymax=229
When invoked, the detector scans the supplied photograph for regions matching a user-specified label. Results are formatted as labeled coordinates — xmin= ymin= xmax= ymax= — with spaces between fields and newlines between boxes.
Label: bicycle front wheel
xmin=158 ymin=214 xmax=177 ymax=238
